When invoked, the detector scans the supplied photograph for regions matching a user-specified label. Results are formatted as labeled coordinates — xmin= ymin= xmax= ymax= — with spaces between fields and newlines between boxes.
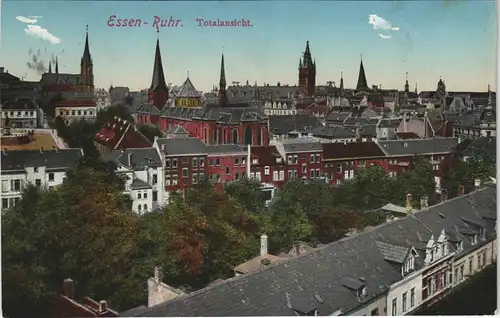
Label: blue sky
xmin=1 ymin=0 xmax=496 ymax=92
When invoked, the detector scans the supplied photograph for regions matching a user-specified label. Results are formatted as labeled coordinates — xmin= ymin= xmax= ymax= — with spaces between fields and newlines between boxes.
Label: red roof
xmin=322 ymin=142 xmax=386 ymax=160
xmin=251 ymin=146 xmax=285 ymax=166
xmin=94 ymin=117 xmax=152 ymax=150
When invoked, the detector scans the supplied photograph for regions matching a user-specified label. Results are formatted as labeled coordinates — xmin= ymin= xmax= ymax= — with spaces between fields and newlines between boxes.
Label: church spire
xmin=80 ymin=25 xmax=93 ymax=89
xmin=218 ymin=53 xmax=228 ymax=107
xmin=150 ymin=29 xmax=167 ymax=90
xmin=404 ymin=72 xmax=410 ymax=93
xmin=81 ymin=25 xmax=92 ymax=67
xmin=356 ymin=54 xmax=368 ymax=90
xmin=48 ymin=61 xmax=52 ymax=74
xmin=415 ymin=82 xmax=418 ymax=94
xmin=340 ymin=71 xmax=344 ymax=90
xmin=55 ymin=56 xmax=59 ymax=74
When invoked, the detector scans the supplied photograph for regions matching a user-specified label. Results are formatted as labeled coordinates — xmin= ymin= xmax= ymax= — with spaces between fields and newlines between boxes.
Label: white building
xmin=263 ymin=99 xmax=297 ymax=116
xmin=1 ymin=97 xmax=44 ymax=128
xmin=102 ymin=147 xmax=166 ymax=214
xmin=55 ymin=99 xmax=98 ymax=124
xmin=0 ymin=148 xmax=83 ymax=210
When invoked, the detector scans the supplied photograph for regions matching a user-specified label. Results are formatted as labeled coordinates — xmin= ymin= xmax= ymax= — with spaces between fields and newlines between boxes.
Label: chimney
xmin=440 ymin=189 xmax=448 ymax=202
xmin=406 ymin=193 xmax=412 ymax=210
xmin=474 ymin=179 xmax=481 ymax=188
xmin=420 ymin=196 xmax=428 ymax=209
xmin=458 ymin=185 xmax=465 ymax=196
xmin=98 ymin=300 xmax=107 ymax=313
xmin=62 ymin=278 xmax=74 ymax=299
xmin=154 ymin=266 xmax=163 ymax=283
xmin=128 ymin=152 xmax=132 ymax=166
xmin=247 ymin=144 xmax=251 ymax=178
xmin=260 ymin=234 xmax=268 ymax=256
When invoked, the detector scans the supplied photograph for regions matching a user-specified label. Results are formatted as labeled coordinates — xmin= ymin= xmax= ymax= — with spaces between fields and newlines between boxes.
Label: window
xmin=216 ymin=159 xmax=220 ymax=166
xmin=165 ymin=174 xmax=171 ymax=186
xmin=469 ymin=257 xmax=473 ymax=273
xmin=172 ymin=159 xmax=178 ymax=167
xmin=471 ymin=234 xmax=477 ymax=245
xmin=2 ymin=198 xmax=8 ymax=209
xmin=182 ymin=168 xmax=188 ymax=177
xmin=371 ymin=308 xmax=379 ymax=316
xmin=192 ymin=158 xmax=198 ymax=167
xmin=199 ymin=173 xmax=205 ymax=182
xmin=138 ymin=193 xmax=142 ymax=199
xmin=302 ymin=164 xmax=307 ymax=173
xmin=182 ymin=158 xmax=188 ymax=164
xmin=143 ymin=192 xmax=148 ymax=199
xmin=225 ymin=167 xmax=231 ymax=175
xmin=35 ymin=179 xmax=42 ymax=187
xmin=166 ymin=159 xmax=171 ymax=168
xmin=143 ymin=204 xmax=148 ymax=211
xmin=402 ymin=292 xmax=407 ymax=312
xmin=152 ymin=191 xmax=158 ymax=202
xmin=234 ymin=158 xmax=240 ymax=165
xmin=293 ymin=155 xmax=298 ymax=164
xmin=34 ymin=167 xmax=39 ymax=173
xmin=199 ymin=158 xmax=205 ymax=167
xmin=391 ymin=298 xmax=397 ymax=316
xmin=1 ymin=180 xmax=9 ymax=192
xmin=287 ymin=156 xmax=293 ymax=164
xmin=410 ymin=288 xmax=415 ymax=307
xmin=273 ymin=170 xmax=278 ymax=181
xmin=138 ymin=205 xmax=142 ymax=212
xmin=152 ymin=174 xmax=157 ymax=185
xmin=315 ymin=154 xmax=320 ymax=163
xmin=315 ymin=169 xmax=320 ymax=178
xmin=235 ymin=172 xmax=239 ymax=180
xmin=209 ymin=159 xmax=214 ymax=166
xmin=264 ymin=166 xmax=270 ymax=176
xmin=337 ymin=165 xmax=342 ymax=173
xmin=310 ymin=154 xmax=315 ymax=163
xmin=279 ymin=170 xmax=285 ymax=181
xmin=192 ymin=175 xmax=198 ymax=184
xmin=459 ymin=265 xmax=464 ymax=280
xmin=12 ymin=179 xmax=21 ymax=191
xmin=310 ymin=170 xmax=314 ymax=178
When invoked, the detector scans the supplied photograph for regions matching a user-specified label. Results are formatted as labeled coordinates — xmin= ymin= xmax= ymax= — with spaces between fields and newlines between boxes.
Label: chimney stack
xmin=128 ymin=152 xmax=132 ymax=166
xmin=62 ymin=278 xmax=74 ymax=299
xmin=458 ymin=185 xmax=465 ymax=196
xmin=247 ymin=144 xmax=252 ymax=178
xmin=260 ymin=234 xmax=268 ymax=256
xmin=420 ymin=196 xmax=428 ymax=209
xmin=98 ymin=300 xmax=107 ymax=313
xmin=406 ymin=193 xmax=412 ymax=211
xmin=474 ymin=179 xmax=481 ymax=188
xmin=154 ymin=266 xmax=163 ymax=283
xmin=440 ymin=189 xmax=448 ymax=202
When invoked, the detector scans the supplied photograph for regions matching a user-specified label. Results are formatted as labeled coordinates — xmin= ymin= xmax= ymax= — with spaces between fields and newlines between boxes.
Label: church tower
xmin=148 ymin=30 xmax=169 ymax=110
xmin=80 ymin=25 xmax=94 ymax=90
xmin=218 ymin=53 xmax=229 ymax=107
xmin=356 ymin=55 xmax=369 ymax=91
xmin=298 ymin=41 xmax=316 ymax=96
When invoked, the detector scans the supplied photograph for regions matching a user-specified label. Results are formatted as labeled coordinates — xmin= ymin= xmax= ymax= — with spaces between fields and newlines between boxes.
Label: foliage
xmin=137 ymin=124 xmax=163 ymax=143
xmin=41 ymin=93 xmax=64 ymax=118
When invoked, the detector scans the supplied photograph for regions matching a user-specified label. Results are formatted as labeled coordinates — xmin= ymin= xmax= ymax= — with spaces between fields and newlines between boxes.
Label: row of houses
xmin=122 ymin=184 xmax=497 ymax=316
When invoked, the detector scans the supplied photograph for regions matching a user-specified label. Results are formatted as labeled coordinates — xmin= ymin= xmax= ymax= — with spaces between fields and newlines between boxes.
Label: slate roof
xmin=325 ymin=110 xmax=352 ymax=123
xmin=166 ymin=125 xmax=189 ymax=135
xmin=461 ymin=136 xmax=496 ymax=159
xmin=269 ymin=115 xmax=322 ymax=135
xmin=377 ymin=138 xmax=458 ymax=157
xmin=343 ymin=117 xmax=374 ymax=127
xmin=310 ymin=126 xmax=356 ymax=139
xmin=395 ymin=132 xmax=421 ymax=140
xmin=1 ymin=148 xmax=83 ymax=172
xmin=156 ymin=137 xmax=207 ymax=156
xmin=322 ymin=142 xmax=386 ymax=160
xmin=206 ymin=144 xmax=246 ymax=156
xmin=234 ymin=254 xmax=282 ymax=275
xmin=130 ymin=178 xmax=152 ymax=190
xmin=101 ymin=147 xmax=162 ymax=169
xmin=251 ymin=146 xmax=284 ymax=166
xmin=378 ymin=118 xmax=400 ymax=128
xmin=1 ymin=98 xmax=37 ymax=110
xmin=160 ymin=106 xmax=268 ymax=125
xmin=280 ymin=139 xmax=323 ymax=153
xmin=176 ymin=78 xmax=201 ymax=98
xmin=131 ymin=186 xmax=496 ymax=317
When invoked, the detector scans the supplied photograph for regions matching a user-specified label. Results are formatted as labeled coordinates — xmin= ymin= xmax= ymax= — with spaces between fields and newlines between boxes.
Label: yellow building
xmin=175 ymin=77 xmax=202 ymax=107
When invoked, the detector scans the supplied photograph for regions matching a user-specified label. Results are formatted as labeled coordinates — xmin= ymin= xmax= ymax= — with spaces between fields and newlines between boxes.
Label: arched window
xmin=257 ymin=127 xmax=262 ymax=146
xmin=143 ymin=204 xmax=148 ymax=211
xmin=213 ymin=129 xmax=218 ymax=144
xmin=244 ymin=126 xmax=253 ymax=145
xmin=138 ymin=205 xmax=142 ymax=212
xmin=233 ymin=129 xmax=239 ymax=144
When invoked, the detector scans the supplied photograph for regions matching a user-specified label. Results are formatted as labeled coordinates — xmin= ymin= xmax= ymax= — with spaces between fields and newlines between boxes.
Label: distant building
xmin=1 ymin=97 xmax=44 ymax=128
xmin=94 ymin=117 xmax=152 ymax=155
xmin=174 ymin=77 xmax=202 ymax=107
xmin=55 ymin=99 xmax=97 ymax=124
xmin=1 ymin=148 xmax=83 ymax=210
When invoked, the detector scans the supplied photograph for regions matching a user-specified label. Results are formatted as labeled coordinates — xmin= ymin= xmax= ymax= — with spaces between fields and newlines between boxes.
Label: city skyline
xmin=1 ymin=0 xmax=496 ymax=92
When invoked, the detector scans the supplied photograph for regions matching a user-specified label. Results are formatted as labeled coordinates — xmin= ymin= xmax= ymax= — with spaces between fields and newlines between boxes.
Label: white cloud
xmin=378 ymin=33 xmax=392 ymax=39
xmin=16 ymin=16 xmax=41 ymax=24
xmin=369 ymin=14 xmax=400 ymax=31
xmin=24 ymin=25 xmax=61 ymax=44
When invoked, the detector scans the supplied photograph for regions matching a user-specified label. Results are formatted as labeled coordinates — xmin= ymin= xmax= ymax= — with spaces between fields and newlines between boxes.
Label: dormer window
xmin=471 ymin=234 xmax=477 ymax=245
xmin=252 ymin=158 xmax=258 ymax=164
xmin=479 ymin=227 xmax=486 ymax=239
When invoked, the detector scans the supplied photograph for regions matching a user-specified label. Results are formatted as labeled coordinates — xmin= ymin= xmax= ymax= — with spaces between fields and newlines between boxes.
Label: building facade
xmin=1 ymin=97 xmax=43 ymax=128
xmin=55 ymin=99 xmax=97 ymax=124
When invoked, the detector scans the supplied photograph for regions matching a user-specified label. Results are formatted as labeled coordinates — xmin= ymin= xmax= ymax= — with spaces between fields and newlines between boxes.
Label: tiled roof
xmin=102 ymin=147 xmax=162 ymax=169
xmin=280 ymin=138 xmax=322 ymax=153
xmin=322 ymin=142 xmax=386 ymax=160
xmin=176 ymin=78 xmax=201 ymax=98
xmin=156 ymin=137 xmax=207 ymax=156
xmin=1 ymin=148 xmax=83 ymax=172
xmin=94 ymin=117 xmax=152 ymax=150
xmin=251 ymin=146 xmax=284 ymax=166
xmin=377 ymin=138 xmax=458 ymax=157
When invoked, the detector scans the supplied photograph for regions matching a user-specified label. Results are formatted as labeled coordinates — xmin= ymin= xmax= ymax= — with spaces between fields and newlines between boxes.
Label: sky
xmin=0 ymin=0 xmax=497 ymax=93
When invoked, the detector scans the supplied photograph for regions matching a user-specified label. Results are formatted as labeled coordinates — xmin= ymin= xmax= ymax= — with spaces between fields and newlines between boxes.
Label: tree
xmin=224 ymin=178 xmax=267 ymax=214
xmin=42 ymin=93 xmax=64 ymax=118
xmin=2 ymin=164 xmax=143 ymax=317
xmin=138 ymin=124 xmax=163 ymax=143
xmin=394 ymin=157 xmax=436 ymax=206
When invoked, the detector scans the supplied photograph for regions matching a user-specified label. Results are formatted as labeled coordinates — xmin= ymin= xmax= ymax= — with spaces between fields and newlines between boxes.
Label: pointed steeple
xmin=218 ymin=53 xmax=228 ymax=107
xmin=404 ymin=72 xmax=410 ymax=93
xmin=340 ymin=71 xmax=344 ymax=90
xmin=356 ymin=54 xmax=368 ymax=90
xmin=298 ymin=58 xmax=302 ymax=69
xmin=81 ymin=25 xmax=92 ymax=67
xmin=304 ymin=41 xmax=311 ymax=56
xmin=55 ymin=56 xmax=59 ymax=74
xmin=48 ymin=61 xmax=52 ymax=74
xmin=150 ymin=30 xmax=167 ymax=90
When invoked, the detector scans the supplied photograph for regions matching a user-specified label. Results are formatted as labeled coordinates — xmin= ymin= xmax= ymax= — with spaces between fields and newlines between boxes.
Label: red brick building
xmin=272 ymin=139 xmax=323 ymax=181
xmin=322 ymin=142 xmax=387 ymax=184
xmin=250 ymin=145 xmax=287 ymax=187
xmin=52 ymin=278 xmax=118 ymax=318
xmin=205 ymin=144 xmax=247 ymax=185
